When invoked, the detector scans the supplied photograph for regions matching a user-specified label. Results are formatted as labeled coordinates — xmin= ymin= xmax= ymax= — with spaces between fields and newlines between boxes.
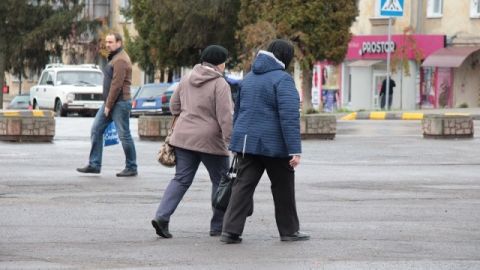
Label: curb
xmin=341 ymin=112 xmax=480 ymax=120
xmin=0 ymin=110 xmax=54 ymax=117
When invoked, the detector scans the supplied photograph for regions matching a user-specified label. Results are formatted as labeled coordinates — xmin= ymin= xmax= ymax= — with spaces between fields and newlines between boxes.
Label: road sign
xmin=380 ymin=0 xmax=404 ymax=17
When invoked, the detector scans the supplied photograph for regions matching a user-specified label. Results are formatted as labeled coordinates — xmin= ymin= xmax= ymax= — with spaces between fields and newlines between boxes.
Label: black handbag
xmin=213 ymin=155 xmax=238 ymax=211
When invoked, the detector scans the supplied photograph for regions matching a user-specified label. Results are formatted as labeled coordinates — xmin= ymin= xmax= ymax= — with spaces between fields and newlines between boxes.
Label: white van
xmin=30 ymin=64 xmax=104 ymax=117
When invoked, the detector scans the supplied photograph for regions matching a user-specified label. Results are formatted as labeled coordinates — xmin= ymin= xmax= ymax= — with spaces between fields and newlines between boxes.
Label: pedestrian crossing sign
xmin=380 ymin=0 xmax=404 ymax=17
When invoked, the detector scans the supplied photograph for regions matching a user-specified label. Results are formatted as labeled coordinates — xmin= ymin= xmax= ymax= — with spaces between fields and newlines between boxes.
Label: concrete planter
xmin=300 ymin=114 xmax=336 ymax=140
xmin=422 ymin=114 xmax=474 ymax=139
xmin=138 ymin=114 xmax=336 ymax=140
xmin=138 ymin=115 xmax=174 ymax=141
xmin=0 ymin=110 xmax=55 ymax=142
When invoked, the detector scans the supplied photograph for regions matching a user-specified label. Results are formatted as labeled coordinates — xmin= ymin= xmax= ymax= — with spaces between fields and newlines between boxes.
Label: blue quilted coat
xmin=229 ymin=51 xmax=301 ymax=158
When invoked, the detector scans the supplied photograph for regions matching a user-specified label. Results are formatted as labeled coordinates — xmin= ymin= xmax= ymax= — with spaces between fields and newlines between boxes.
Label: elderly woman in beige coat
xmin=152 ymin=45 xmax=233 ymax=238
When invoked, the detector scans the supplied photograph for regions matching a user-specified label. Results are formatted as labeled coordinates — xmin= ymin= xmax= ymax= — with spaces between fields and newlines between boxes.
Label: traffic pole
xmin=385 ymin=16 xmax=392 ymax=111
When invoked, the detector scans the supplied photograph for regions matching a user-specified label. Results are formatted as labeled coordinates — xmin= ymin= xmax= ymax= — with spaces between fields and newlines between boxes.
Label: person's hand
xmin=104 ymin=107 xmax=110 ymax=117
xmin=289 ymin=155 xmax=301 ymax=168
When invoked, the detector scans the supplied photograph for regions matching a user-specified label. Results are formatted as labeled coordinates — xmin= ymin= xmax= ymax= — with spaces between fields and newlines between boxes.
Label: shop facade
xmin=340 ymin=34 xmax=445 ymax=111
xmin=422 ymin=46 xmax=480 ymax=108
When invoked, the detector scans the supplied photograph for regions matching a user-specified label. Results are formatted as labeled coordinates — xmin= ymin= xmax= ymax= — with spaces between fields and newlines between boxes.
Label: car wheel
xmin=55 ymin=99 xmax=67 ymax=117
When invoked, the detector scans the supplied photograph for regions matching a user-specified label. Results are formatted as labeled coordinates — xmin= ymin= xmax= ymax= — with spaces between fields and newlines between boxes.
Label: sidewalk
xmin=340 ymin=108 xmax=480 ymax=120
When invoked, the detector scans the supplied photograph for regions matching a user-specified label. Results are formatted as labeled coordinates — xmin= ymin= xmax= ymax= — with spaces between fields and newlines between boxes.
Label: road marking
xmin=341 ymin=112 xmax=357 ymax=120
xmin=3 ymin=111 xmax=20 ymax=117
xmin=402 ymin=113 xmax=424 ymax=120
xmin=370 ymin=112 xmax=386 ymax=120
xmin=32 ymin=110 xmax=45 ymax=117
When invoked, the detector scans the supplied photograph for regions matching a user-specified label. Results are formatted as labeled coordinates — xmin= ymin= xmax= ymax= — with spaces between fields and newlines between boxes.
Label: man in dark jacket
xmin=77 ymin=33 xmax=137 ymax=177
xmin=221 ymin=39 xmax=309 ymax=244
xmin=380 ymin=77 xmax=396 ymax=110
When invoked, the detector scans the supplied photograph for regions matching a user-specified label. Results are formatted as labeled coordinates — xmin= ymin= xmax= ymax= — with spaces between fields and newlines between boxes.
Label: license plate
xmin=85 ymin=103 xmax=100 ymax=109
xmin=142 ymin=102 xmax=156 ymax=107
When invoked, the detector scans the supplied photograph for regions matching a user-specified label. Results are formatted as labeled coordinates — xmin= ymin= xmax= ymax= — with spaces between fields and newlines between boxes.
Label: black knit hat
xmin=266 ymin=39 xmax=294 ymax=69
xmin=200 ymin=45 xmax=228 ymax=65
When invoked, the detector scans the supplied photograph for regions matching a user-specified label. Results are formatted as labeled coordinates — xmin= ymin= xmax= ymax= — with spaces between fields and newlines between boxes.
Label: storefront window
xmin=436 ymin=67 xmax=453 ymax=108
xmin=420 ymin=67 xmax=452 ymax=108
xmin=421 ymin=67 xmax=435 ymax=108
xmin=312 ymin=62 xmax=341 ymax=112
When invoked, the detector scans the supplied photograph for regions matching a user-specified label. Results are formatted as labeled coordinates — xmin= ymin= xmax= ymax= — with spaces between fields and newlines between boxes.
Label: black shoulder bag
xmin=213 ymin=155 xmax=238 ymax=211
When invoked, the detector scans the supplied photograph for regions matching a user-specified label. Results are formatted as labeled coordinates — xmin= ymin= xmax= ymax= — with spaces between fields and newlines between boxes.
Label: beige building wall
xmin=351 ymin=0 xmax=480 ymax=38
xmin=351 ymin=0 xmax=417 ymax=35
xmin=419 ymin=0 xmax=480 ymax=107
xmin=452 ymin=50 xmax=480 ymax=107
xmin=421 ymin=0 xmax=480 ymax=43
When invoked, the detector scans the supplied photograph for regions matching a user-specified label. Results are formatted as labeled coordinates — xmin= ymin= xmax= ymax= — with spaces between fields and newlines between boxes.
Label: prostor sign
xmin=347 ymin=35 xmax=444 ymax=61
xmin=359 ymin=41 xmax=396 ymax=56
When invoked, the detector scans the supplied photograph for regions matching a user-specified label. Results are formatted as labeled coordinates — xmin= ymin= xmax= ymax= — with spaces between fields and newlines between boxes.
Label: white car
xmin=30 ymin=64 xmax=104 ymax=117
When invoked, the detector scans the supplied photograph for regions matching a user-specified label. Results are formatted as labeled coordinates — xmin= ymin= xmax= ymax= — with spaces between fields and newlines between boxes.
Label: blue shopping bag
xmin=104 ymin=122 xmax=120 ymax=146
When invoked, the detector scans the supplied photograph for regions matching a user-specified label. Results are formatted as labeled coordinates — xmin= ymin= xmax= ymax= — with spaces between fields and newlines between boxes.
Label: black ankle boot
xmin=151 ymin=219 xmax=172 ymax=238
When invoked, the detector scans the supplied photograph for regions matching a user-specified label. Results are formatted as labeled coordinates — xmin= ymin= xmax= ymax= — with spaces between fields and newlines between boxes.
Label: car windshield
xmin=12 ymin=96 xmax=29 ymax=103
xmin=137 ymin=85 xmax=170 ymax=99
xmin=56 ymin=71 xmax=103 ymax=86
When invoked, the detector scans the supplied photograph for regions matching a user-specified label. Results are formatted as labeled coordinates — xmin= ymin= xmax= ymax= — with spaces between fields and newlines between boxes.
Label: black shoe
xmin=220 ymin=232 xmax=242 ymax=244
xmin=151 ymin=219 xmax=172 ymax=238
xmin=76 ymin=165 xmax=100 ymax=174
xmin=280 ymin=231 xmax=310 ymax=242
xmin=209 ymin=230 xmax=222 ymax=237
xmin=116 ymin=168 xmax=138 ymax=177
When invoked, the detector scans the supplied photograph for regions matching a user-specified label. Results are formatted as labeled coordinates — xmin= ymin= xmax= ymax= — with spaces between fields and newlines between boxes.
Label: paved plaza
xmin=1 ymin=118 xmax=480 ymax=269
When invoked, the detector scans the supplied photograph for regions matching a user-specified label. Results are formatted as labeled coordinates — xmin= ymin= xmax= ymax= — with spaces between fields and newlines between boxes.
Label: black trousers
xmin=380 ymin=93 xmax=393 ymax=109
xmin=222 ymin=154 xmax=300 ymax=236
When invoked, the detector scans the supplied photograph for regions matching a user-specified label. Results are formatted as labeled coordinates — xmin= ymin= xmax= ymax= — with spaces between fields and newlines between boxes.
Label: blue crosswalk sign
xmin=380 ymin=0 xmax=404 ymax=17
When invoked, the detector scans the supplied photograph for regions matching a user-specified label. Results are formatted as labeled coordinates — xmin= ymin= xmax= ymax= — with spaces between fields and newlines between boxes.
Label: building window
xmin=118 ymin=0 xmax=131 ymax=23
xmin=427 ymin=0 xmax=443 ymax=18
xmin=471 ymin=0 xmax=480 ymax=18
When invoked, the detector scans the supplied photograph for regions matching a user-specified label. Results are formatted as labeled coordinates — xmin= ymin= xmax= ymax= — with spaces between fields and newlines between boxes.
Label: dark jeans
xmin=222 ymin=154 xmax=300 ymax=236
xmin=155 ymin=147 xmax=229 ymax=232
xmin=88 ymin=100 xmax=137 ymax=170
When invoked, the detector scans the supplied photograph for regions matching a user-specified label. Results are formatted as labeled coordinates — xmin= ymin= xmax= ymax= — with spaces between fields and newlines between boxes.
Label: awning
xmin=422 ymin=46 xmax=480 ymax=67
xmin=347 ymin=60 xmax=383 ymax=67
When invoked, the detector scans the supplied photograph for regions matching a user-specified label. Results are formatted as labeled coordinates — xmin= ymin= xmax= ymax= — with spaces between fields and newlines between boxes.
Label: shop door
xmin=372 ymin=72 xmax=386 ymax=110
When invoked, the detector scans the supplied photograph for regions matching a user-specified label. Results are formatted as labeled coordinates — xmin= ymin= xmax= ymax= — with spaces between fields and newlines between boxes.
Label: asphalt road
xmin=1 ymin=118 xmax=480 ymax=269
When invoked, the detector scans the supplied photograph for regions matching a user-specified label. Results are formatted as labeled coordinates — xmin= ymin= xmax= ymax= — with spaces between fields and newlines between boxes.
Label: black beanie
xmin=266 ymin=39 xmax=294 ymax=69
xmin=200 ymin=45 xmax=228 ymax=65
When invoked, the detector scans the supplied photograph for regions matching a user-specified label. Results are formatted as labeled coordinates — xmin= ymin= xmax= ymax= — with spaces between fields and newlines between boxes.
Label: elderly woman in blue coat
xmin=221 ymin=39 xmax=310 ymax=244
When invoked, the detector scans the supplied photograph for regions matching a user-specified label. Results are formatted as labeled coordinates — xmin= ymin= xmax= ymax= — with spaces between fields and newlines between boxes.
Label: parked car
xmin=130 ymin=85 xmax=140 ymax=100
xmin=131 ymin=83 xmax=171 ymax=116
xmin=29 ymin=64 xmax=103 ymax=117
xmin=7 ymin=94 xmax=31 ymax=110
xmin=159 ymin=82 xmax=179 ymax=115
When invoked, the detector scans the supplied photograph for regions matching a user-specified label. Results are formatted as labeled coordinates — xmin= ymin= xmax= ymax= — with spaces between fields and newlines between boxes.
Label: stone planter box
xmin=138 ymin=114 xmax=336 ymax=140
xmin=138 ymin=115 xmax=174 ymax=140
xmin=422 ymin=114 xmax=474 ymax=139
xmin=0 ymin=110 xmax=55 ymax=142
xmin=301 ymin=114 xmax=336 ymax=140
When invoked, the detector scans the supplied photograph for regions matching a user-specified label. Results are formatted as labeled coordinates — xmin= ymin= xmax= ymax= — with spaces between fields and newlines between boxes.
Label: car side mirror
xmin=46 ymin=80 xmax=54 ymax=86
